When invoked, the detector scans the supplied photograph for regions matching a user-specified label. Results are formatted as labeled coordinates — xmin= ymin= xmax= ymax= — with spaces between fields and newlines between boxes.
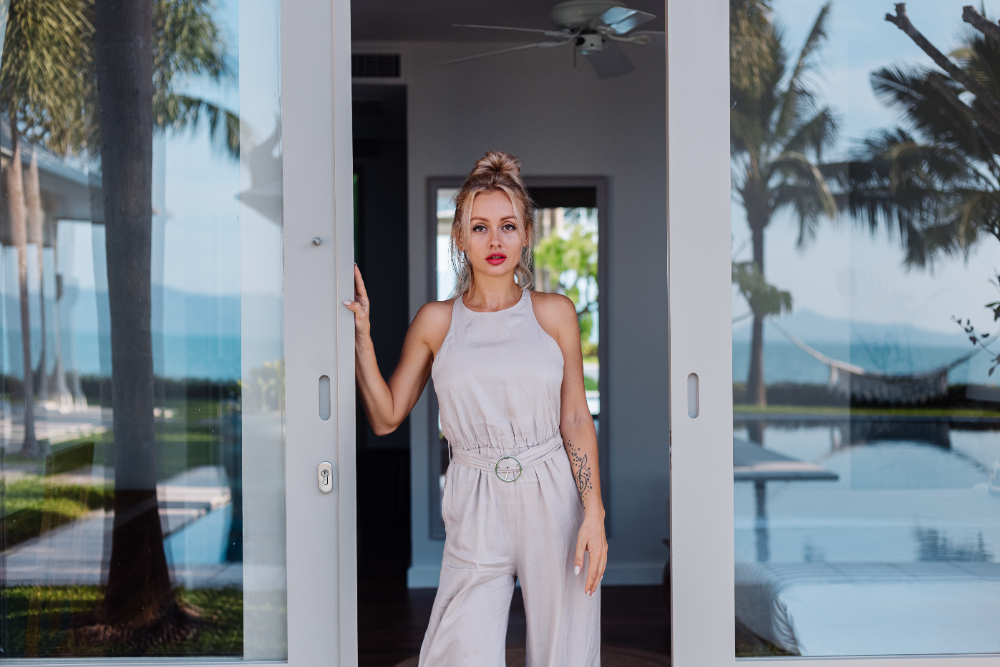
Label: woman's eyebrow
xmin=469 ymin=215 xmax=517 ymax=222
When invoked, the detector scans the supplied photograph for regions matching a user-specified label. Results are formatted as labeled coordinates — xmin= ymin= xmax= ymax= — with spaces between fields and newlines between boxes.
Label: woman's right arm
xmin=343 ymin=264 xmax=450 ymax=435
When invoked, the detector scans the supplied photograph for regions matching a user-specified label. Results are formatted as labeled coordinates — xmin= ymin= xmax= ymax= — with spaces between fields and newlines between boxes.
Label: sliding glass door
xmin=671 ymin=1 xmax=1000 ymax=665
xmin=0 ymin=0 xmax=353 ymax=662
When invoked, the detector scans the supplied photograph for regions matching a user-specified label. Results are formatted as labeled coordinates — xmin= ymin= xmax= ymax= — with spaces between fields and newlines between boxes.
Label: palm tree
xmin=3 ymin=0 xmax=237 ymax=639
xmin=841 ymin=4 xmax=1000 ymax=265
xmin=95 ymin=0 xmax=236 ymax=637
xmin=837 ymin=4 xmax=1000 ymax=376
xmin=731 ymin=0 xmax=839 ymax=406
xmin=1 ymin=0 xmax=90 ymax=456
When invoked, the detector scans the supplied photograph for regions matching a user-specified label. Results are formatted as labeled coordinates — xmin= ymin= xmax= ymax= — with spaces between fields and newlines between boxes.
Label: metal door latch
xmin=318 ymin=461 xmax=334 ymax=493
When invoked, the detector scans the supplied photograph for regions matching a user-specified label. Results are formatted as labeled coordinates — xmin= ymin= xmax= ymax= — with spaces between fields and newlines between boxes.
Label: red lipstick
xmin=486 ymin=253 xmax=507 ymax=265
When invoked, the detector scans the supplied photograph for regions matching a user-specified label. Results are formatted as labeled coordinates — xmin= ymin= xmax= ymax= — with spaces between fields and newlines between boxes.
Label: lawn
xmin=2 ymin=477 xmax=111 ymax=548
xmin=2 ymin=585 xmax=243 ymax=657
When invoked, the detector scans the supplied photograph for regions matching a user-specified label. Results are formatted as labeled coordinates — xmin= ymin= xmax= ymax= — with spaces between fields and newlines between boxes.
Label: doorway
xmin=351 ymin=1 xmax=670 ymax=665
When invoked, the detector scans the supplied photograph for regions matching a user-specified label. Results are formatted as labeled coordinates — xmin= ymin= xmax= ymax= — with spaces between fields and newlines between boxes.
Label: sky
xmin=0 ymin=0 xmax=284 ymax=378
xmin=16 ymin=0 xmax=998 ymax=336
xmin=49 ymin=0 xmax=282 ymax=301
xmin=732 ymin=0 xmax=1000 ymax=335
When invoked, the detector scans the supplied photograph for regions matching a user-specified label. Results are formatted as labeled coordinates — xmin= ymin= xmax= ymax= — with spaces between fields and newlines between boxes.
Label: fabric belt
xmin=450 ymin=434 xmax=564 ymax=482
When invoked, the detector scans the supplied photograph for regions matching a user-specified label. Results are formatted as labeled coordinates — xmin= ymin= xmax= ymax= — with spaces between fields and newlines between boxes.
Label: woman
xmin=344 ymin=151 xmax=607 ymax=666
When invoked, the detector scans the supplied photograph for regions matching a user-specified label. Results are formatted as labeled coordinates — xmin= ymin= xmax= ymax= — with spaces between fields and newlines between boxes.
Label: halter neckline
xmin=458 ymin=288 xmax=528 ymax=314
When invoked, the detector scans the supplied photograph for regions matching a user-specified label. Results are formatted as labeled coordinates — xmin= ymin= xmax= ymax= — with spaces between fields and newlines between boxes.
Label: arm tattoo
xmin=566 ymin=440 xmax=593 ymax=506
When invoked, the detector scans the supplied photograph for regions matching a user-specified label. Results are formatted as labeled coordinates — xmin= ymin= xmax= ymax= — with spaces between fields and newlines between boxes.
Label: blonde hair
xmin=449 ymin=151 xmax=535 ymax=298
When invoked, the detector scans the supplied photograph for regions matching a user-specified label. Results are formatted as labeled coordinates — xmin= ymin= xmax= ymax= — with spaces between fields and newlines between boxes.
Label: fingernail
xmin=574 ymin=565 xmax=580 ymax=576
xmin=342 ymin=300 xmax=351 ymax=306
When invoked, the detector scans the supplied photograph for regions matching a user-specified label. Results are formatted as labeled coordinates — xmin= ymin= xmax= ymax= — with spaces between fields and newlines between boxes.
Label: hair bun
xmin=471 ymin=151 xmax=522 ymax=182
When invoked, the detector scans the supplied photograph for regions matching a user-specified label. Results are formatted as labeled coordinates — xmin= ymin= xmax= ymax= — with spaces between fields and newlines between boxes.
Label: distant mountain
xmin=732 ymin=309 xmax=970 ymax=347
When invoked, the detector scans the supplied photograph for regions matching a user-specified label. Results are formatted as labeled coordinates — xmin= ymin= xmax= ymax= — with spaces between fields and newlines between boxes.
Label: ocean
xmin=732 ymin=341 xmax=995 ymax=385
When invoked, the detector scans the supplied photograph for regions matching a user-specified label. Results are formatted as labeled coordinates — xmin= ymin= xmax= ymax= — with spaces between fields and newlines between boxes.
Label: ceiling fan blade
xmin=452 ymin=24 xmax=570 ymax=38
xmin=594 ymin=7 xmax=656 ymax=35
xmin=606 ymin=30 xmax=660 ymax=45
xmin=584 ymin=41 xmax=635 ymax=78
xmin=441 ymin=40 xmax=572 ymax=66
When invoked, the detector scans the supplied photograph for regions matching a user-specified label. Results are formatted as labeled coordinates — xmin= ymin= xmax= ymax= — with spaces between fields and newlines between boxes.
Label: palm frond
xmin=782 ymin=106 xmax=839 ymax=159
xmin=769 ymin=151 xmax=837 ymax=247
xmin=773 ymin=2 xmax=830 ymax=141
xmin=1 ymin=0 xmax=236 ymax=158
xmin=155 ymin=93 xmax=239 ymax=159
xmin=1 ymin=0 xmax=95 ymax=155
xmin=730 ymin=0 xmax=775 ymax=95
xmin=154 ymin=0 xmax=229 ymax=92
xmin=788 ymin=1 xmax=831 ymax=85
xmin=769 ymin=151 xmax=836 ymax=212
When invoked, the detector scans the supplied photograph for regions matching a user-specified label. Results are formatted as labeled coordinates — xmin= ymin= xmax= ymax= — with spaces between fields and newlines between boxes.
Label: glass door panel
xmin=730 ymin=0 xmax=1000 ymax=659
xmin=0 ymin=0 xmax=287 ymax=658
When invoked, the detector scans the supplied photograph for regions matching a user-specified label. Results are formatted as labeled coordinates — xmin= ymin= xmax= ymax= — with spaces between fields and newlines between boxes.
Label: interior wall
xmin=354 ymin=39 xmax=669 ymax=586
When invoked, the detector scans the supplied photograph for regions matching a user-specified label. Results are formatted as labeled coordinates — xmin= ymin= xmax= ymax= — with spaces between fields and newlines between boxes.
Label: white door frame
xmin=283 ymin=0 xmax=357 ymax=665
xmin=666 ymin=2 xmax=997 ymax=665
xmin=666 ymin=1 xmax=735 ymax=665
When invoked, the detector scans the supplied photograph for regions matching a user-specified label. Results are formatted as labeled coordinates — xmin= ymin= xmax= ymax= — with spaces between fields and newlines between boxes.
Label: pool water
xmin=734 ymin=424 xmax=1000 ymax=565
xmin=164 ymin=505 xmax=235 ymax=566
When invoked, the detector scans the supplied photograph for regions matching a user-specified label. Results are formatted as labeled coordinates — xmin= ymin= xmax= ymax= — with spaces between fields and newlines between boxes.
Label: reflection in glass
xmin=731 ymin=0 xmax=1000 ymax=657
xmin=533 ymin=206 xmax=600 ymax=416
xmin=0 ymin=0 xmax=285 ymax=657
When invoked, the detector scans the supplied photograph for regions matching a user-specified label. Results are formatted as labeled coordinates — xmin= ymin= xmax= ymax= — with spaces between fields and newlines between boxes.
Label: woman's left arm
xmin=534 ymin=292 xmax=607 ymax=597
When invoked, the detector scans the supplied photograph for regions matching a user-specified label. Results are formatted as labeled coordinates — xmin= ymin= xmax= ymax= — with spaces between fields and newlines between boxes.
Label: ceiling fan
xmin=442 ymin=0 xmax=663 ymax=79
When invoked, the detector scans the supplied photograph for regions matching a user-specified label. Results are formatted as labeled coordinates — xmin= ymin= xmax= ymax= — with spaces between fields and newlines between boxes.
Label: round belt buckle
xmin=495 ymin=455 xmax=522 ymax=482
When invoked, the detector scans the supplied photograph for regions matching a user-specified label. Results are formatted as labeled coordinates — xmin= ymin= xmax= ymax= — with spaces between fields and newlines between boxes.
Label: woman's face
xmin=462 ymin=189 xmax=526 ymax=280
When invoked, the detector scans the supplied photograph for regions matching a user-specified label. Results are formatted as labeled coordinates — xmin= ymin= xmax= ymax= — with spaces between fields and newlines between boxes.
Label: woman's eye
xmin=502 ymin=223 xmax=516 ymax=231
xmin=472 ymin=225 xmax=486 ymax=232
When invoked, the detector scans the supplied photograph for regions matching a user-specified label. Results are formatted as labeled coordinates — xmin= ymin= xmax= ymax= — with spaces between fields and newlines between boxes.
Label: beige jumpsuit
xmin=419 ymin=289 xmax=600 ymax=667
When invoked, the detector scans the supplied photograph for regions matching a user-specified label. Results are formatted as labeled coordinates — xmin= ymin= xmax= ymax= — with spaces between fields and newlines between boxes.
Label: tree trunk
xmin=25 ymin=145 xmax=47 ymax=402
xmin=51 ymin=236 xmax=74 ymax=410
xmin=6 ymin=116 xmax=38 ymax=457
xmin=746 ymin=220 xmax=767 ymax=407
xmin=94 ymin=1 xmax=175 ymax=629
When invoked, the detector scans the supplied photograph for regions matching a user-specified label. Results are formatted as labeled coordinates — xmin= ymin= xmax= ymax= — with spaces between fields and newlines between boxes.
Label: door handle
xmin=687 ymin=373 xmax=699 ymax=418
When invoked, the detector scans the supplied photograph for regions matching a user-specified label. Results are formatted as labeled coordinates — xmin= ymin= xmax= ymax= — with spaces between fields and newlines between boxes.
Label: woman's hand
xmin=342 ymin=264 xmax=371 ymax=338
xmin=575 ymin=511 xmax=608 ymax=597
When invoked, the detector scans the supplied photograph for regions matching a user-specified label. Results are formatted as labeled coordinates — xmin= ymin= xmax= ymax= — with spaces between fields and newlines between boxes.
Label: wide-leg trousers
xmin=418 ymin=446 xmax=601 ymax=667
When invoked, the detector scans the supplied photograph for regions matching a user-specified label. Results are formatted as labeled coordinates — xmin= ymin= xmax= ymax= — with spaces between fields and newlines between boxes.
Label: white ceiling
xmin=351 ymin=0 xmax=666 ymax=42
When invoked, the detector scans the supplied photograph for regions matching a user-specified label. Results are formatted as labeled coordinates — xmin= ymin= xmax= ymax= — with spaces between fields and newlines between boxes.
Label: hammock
xmin=767 ymin=321 xmax=991 ymax=404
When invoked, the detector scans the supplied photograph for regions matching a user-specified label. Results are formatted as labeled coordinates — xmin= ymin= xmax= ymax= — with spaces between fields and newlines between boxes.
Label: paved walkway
xmin=0 ymin=404 xmax=107 ymax=452
xmin=3 ymin=465 xmax=242 ymax=588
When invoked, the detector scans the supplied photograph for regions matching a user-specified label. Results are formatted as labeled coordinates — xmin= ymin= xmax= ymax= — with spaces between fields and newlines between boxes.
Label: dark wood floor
xmin=358 ymin=583 xmax=672 ymax=667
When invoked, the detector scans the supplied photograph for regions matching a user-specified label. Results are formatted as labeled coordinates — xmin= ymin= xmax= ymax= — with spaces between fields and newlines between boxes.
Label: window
xmin=729 ymin=0 xmax=1000 ymax=658
xmin=0 ymin=1 xmax=291 ymax=658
